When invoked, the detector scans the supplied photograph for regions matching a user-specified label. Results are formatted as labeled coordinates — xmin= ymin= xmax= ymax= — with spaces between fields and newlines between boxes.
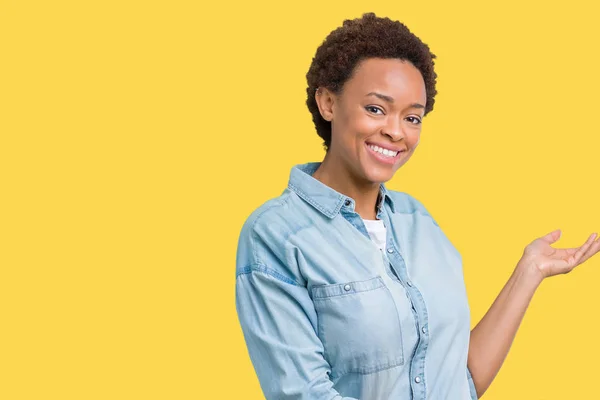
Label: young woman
xmin=235 ymin=13 xmax=600 ymax=400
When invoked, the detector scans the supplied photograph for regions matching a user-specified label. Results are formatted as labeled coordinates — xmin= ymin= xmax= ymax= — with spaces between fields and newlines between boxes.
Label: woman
xmin=235 ymin=13 xmax=600 ymax=400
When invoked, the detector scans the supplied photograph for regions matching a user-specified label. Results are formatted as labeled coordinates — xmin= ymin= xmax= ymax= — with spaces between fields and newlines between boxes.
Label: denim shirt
xmin=236 ymin=162 xmax=478 ymax=400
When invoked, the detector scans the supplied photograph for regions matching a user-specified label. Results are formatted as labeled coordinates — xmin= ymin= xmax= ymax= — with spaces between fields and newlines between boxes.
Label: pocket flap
xmin=312 ymin=276 xmax=384 ymax=299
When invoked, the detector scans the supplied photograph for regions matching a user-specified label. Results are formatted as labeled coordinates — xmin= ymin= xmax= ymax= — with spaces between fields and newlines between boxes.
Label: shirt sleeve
xmin=466 ymin=365 xmax=478 ymax=399
xmin=236 ymin=265 xmax=359 ymax=400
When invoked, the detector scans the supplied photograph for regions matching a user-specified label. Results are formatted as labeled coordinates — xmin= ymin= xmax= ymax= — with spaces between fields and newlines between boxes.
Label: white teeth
xmin=368 ymin=144 xmax=398 ymax=157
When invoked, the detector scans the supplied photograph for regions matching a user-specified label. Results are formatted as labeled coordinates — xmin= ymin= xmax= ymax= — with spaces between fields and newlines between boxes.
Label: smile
xmin=367 ymin=144 xmax=398 ymax=157
xmin=365 ymin=142 xmax=405 ymax=165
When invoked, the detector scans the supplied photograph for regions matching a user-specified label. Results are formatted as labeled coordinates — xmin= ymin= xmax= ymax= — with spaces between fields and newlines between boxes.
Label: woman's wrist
xmin=514 ymin=259 xmax=545 ymax=290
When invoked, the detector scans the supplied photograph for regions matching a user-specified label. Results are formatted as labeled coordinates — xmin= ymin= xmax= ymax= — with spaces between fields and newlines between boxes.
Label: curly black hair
xmin=305 ymin=12 xmax=438 ymax=151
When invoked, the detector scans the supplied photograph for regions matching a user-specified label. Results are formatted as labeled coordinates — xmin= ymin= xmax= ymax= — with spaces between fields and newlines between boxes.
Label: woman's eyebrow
xmin=366 ymin=92 xmax=394 ymax=103
xmin=366 ymin=92 xmax=425 ymax=109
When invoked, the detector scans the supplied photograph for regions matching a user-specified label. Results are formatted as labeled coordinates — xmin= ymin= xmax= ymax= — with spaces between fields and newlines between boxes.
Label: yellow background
xmin=1 ymin=0 xmax=599 ymax=398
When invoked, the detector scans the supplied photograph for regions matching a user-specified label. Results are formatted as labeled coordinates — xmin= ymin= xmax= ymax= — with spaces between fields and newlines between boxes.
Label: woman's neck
xmin=312 ymin=154 xmax=380 ymax=220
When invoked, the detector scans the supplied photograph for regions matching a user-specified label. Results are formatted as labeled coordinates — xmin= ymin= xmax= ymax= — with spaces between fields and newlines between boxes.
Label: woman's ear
xmin=315 ymin=87 xmax=335 ymax=122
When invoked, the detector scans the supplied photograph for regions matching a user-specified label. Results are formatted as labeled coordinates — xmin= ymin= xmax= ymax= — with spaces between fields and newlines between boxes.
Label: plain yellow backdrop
xmin=1 ymin=0 xmax=599 ymax=399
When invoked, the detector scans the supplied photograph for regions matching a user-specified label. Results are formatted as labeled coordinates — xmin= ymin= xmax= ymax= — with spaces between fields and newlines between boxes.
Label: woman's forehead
xmin=345 ymin=58 xmax=426 ymax=101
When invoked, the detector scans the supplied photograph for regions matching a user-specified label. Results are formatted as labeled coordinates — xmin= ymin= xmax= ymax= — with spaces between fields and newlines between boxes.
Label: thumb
xmin=540 ymin=229 xmax=561 ymax=244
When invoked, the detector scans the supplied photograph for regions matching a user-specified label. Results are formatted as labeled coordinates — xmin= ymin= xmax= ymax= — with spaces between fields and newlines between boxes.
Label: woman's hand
xmin=517 ymin=229 xmax=600 ymax=281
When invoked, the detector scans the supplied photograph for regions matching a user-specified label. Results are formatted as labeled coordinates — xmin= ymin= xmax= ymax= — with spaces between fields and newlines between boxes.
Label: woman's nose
xmin=382 ymin=116 xmax=404 ymax=140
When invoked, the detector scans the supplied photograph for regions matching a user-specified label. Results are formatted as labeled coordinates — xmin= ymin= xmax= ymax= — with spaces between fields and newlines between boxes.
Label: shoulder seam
xmin=236 ymin=263 xmax=303 ymax=286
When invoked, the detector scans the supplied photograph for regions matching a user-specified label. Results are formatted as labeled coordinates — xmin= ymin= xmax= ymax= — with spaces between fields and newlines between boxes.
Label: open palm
xmin=520 ymin=229 xmax=600 ymax=279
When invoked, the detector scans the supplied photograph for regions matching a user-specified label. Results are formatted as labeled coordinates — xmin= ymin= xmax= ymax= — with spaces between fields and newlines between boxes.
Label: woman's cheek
xmin=411 ymin=131 xmax=421 ymax=148
xmin=356 ymin=118 xmax=381 ymax=137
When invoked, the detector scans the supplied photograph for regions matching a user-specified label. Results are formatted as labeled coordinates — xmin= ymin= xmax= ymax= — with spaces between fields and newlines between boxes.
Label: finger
xmin=570 ymin=233 xmax=598 ymax=266
xmin=578 ymin=235 xmax=600 ymax=265
xmin=540 ymin=229 xmax=562 ymax=244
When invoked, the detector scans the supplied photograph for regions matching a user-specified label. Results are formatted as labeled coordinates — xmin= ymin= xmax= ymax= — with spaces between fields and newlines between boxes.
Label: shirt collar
xmin=287 ymin=162 xmax=396 ymax=219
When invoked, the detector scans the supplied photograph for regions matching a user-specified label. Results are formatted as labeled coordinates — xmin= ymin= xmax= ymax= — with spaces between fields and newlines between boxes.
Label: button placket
xmin=386 ymin=241 xmax=429 ymax=399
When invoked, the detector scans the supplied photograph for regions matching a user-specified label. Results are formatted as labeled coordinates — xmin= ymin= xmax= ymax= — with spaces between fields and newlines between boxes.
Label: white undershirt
xmin=362 ymin=218 xmax=387 ymax=252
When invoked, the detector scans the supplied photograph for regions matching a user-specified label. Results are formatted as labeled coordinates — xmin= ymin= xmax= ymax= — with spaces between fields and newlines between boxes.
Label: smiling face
xmin=316 ymin=57 xmax=427 ymax=184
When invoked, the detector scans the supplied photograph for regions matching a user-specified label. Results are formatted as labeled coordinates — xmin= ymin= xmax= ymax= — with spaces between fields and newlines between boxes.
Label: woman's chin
xmin=358 ymin=155 xmax=404 ymax=184
xmin=362 ymin=167 xmax=396 ymax=184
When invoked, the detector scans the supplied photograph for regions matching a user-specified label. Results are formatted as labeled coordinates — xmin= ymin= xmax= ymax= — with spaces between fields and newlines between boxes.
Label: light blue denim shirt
xmin=236 ymin=162 xmax=478 ymax=400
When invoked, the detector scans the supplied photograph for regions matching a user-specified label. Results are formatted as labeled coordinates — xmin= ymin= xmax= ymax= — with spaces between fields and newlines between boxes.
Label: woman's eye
xmin=406 ymin=116 xmax=422 ymax=125
xmin=365 ymin=106 xmax=384 ymax=115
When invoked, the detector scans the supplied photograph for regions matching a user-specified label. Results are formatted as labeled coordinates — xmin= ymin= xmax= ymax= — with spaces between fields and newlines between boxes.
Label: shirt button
xmin=344 ymin=284 xmax=351 ymax=291
xmin=387 ymin=248 xmax=394 ymax=254
xmin=344 ymin=199 xmax=351 ymax=206
xmin=415 ymin=376 xmax=421 ymax=383
xmin=422 ymin=327 xmax=427 ymax=334
xmin=406 ymin=281 xmax=413 ymax=287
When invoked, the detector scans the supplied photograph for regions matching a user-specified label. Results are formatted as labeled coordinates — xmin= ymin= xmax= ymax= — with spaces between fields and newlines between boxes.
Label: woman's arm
xmin=467 ymin=262 xmax=541 ymax=397
xmin=236 ymin=266 xmax=359 ymax=400
xmin=467 ymin=229 xmax=600 ymax=397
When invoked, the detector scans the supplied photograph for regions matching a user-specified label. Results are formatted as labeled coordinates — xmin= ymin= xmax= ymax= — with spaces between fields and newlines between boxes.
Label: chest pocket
xmin=312 ymin=276 xmax=404 ymax=379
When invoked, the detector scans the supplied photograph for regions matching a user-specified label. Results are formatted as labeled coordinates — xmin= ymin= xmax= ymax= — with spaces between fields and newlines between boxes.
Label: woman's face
xmin=318 ymin=57 xmax=427 ymax=184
